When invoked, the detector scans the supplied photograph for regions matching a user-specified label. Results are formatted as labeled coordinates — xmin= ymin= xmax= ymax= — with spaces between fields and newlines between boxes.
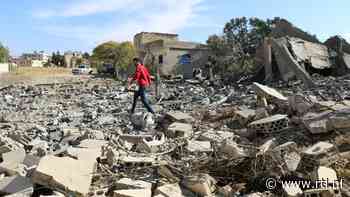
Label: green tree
xmin=75 ymin=58 xmax=83 ymax=66
xmin=207 ymin=17 xmax=272 ymax=76
xmin=83 ymin=52 xmax=90 ymax=60
xmin=0 ymin=43 xmax=10 ymax=63
xmin=91 ymin=41 xmax=135 ymax=71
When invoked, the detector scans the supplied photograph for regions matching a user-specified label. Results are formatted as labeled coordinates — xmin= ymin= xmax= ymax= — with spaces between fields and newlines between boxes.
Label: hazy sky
xmin=1 ymin=0 xmax=349 ymax=56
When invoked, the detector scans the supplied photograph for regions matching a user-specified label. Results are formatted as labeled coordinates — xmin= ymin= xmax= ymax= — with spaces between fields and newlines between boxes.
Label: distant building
xmin=134 ymin=32 xmax=209 ymax=78
xmin=16 ymin=51 xmax=50 ymax=67
xmin=64 ymin=51 xmax=83 ymax=68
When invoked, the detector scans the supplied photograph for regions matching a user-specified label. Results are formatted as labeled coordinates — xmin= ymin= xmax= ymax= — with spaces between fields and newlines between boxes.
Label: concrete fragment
xmin=182 ymin=174 xmax=216 ymax=196
xmin=116 ymin=178 xmax=152 ymax=190
xmin=252 ymin=82 xmax=287 ymax=101
xmin=32 ymin=141 xmax=100 ymax=196
xmin=0 ymin=136 xmax=24 ymax=155
xmin=254 ymin=108 xmax=269 ymax=120
xmin=167 ymin=123 xmax=193 ymax=138
xmin=199 ymin=130 xmax=235 ymax=143
xmin=283 ymin=152 xmax=301 ymax=172
xmin=273 ymin=142 xmax=301 ymax=172
xmin=327 ymin=108 xmax=350 ymax=130
xmin=218 ymin=185 xmax=234 ymax=197
xmin=235 ymin=109 xmax=256 ymax=125
xmin=131 ymin=112 xmax=154 ymax=130
xmin=271 ymin=37 xmax=315 ymax=87
xmin=0 ymin=149 xmax=26 ymax=176
xmin=0 ymin=175 xmax=33 ymax=195
xmin=303 ymin=142 xmax=335 ymax=157
xmin=302 ymin=111 xmax=332 ymax=134
xmin=288 ymin=94 xmax=316 ymax=115
xmin=165 ymin=111 xmax=194 ymax=123
xmin=136 ymin=133 xmax=166 ymax=153
xmin=155 ymin=183 xmax=189 ymax=197
xmin=186 ymin=140 xmax=212 ymax=153
xmin=282 ymin=183 xmax=303 ymax=197
xmin=248 ymin=114 xmax=289 ymax=133
xmin=113 ymin=189 xmax=151 ymax=197
xmin=219 ymin=140 xmax=247 ymax=158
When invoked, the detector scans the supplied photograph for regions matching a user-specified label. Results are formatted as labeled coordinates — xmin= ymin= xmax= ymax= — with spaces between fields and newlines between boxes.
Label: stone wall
xmin=0 ymin=63 xmax=9 ymax=73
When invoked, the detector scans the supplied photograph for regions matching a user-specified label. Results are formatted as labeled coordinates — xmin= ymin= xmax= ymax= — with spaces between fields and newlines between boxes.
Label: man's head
xmin=133 ymin=57 xmax=141 ymax=66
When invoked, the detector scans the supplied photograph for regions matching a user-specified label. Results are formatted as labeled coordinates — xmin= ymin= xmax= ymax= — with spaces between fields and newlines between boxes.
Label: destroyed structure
xmin=134 ymin=32 xmax=209 ymax=78
xmin=0 ymin=74 xmax=350 ymax=196
xmin=255 ymin=19 xmax=350 ymax=87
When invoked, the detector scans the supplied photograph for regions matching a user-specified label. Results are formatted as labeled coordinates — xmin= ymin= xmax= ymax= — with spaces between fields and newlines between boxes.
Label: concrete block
xmin=186 ymin=141 xmax=212 ymax=153
xmin=167 ymin=123 xmax=193 ymax=138
xmin=113 ymin=189 xmax=151 ymax=197
xmin=155 ymin=183 xmax=188 ymax=197
xmin=303 ymin=142 xmax=335 ymax=157
xmin=116 ymin=178 xmax=152 ymax=190
xmin=199 ymin=130 xmax=235 ymax=143
xmin=219 ymin=140 xmax=247 ymax=158
xmin=165 ymin=111 xmax=194 ymax=123
xmin=182 ymin=174 xmax=216 ymax=196
xmin=249 ymin=114 xmax=289 ymax=133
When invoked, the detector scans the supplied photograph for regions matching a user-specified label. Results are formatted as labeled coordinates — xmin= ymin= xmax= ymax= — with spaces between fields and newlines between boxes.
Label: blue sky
xmin=1 ymin=0 xmax=350 ymax=56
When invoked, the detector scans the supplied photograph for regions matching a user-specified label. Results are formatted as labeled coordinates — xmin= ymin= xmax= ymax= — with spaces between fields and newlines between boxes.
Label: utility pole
xmin=155 ymin=60 xmax=161 ymax=99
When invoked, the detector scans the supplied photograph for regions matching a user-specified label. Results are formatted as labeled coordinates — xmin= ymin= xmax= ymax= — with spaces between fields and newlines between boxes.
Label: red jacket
xmin=132 ymin=63 xmax=152 ymax=87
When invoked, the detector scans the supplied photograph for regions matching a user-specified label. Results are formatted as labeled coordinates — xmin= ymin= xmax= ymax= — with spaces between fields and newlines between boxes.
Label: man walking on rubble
xmin=128 ymin=57 xmax=155 ymax=114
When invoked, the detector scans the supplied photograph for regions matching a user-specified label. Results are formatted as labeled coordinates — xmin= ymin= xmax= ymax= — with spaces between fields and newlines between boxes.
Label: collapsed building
xmin=256 ymin=36 xmax=350 ymax=86
xmin=134 ymin=32 xmax=209 ymax=78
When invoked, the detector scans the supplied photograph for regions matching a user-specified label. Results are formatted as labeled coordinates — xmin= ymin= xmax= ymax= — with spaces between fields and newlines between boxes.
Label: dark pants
xmin=131 ymin=86 xmax=154 ymax=114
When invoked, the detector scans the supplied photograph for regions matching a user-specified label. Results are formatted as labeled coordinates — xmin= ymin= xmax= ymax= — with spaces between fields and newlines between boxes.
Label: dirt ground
xmin=0 ymin=67 xmax=92 ymax=86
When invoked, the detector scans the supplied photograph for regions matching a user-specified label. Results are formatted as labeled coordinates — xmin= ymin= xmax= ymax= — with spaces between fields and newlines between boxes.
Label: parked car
xmin=72 ymin=64 xmax=93 ymax=75
xmin=97 ymin=63 xmax=116 ymax=76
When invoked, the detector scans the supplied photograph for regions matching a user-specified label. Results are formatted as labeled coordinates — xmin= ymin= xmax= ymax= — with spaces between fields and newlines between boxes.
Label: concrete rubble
xmin=0 ymin=76 xmax=349 ymax=197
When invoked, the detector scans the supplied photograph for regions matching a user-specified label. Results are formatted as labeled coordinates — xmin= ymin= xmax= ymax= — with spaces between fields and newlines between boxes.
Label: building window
xmin=158 ymin=55 xmax=163 ymax=64
xmin=179 ymin=54 xmax=191 ymax=65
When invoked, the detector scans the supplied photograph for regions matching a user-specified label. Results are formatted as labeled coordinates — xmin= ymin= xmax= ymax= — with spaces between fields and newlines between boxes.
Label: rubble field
xmin=0 ymin=75 xmax=350 ymax=197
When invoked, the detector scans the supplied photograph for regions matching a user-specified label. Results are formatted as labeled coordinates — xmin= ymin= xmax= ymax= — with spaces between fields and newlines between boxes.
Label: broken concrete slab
xmin=182 ymin=174 xmax=216 ymax=197
xmin=113 ymin=189 xmax=151 ymax=197
xmin=199 ymin=130 xmax=235 ymax=143
xmin=154 ymin=183 xmax=192 ymax=197
xmin=186 ymin=140 xmax=212 ymax=153
xmin=219 ymin=140 xmax=247 ymax=158
xmin=302 ymin=111 xmax=333 ymax=134
xmin=165 ymin=111 xmax=194 ymax=123
xmin=303 ymin=141 xmax=335 ymax=158
xmin=0 ymin=175 xmax=33 ymax=195
xmin=116 ymin=178 xmax=152 ymax=190
xmin=0 ymin=149 xmax=26 ymax=176
xmin=327 ymin=108 xmax=350 ymax=130
xmin=252 ymin=82 xmax=288 ymax=101
xmin=32 ymin=153 xmax=96 ymax=195
xmin=271 ymin=37 xmax=315 ymax=87
xmin=167 ymin=123 xmax=193 ymax=138
xmin=288 ymin=94 xmax=316 ymax=115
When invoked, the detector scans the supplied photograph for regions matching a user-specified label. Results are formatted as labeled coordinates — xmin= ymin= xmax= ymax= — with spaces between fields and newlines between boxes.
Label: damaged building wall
xmin=140 ymin=35 xmax=209 ymax=77
xmin=257 ymin=35 xmax=350 ymax=86
xmin=270 ymin=37 xmax=315 ymax=87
